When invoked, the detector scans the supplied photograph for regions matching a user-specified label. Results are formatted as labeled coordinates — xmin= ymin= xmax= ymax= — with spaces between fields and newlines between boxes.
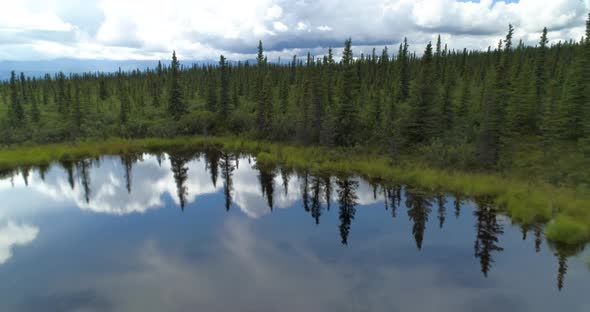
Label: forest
xmin=1 ymin=14 xmax=589 ymax=187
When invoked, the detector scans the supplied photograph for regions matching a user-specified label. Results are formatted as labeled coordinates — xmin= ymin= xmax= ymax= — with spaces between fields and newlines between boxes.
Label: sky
xmin=0 ymin=0 xmax=589 ymax=62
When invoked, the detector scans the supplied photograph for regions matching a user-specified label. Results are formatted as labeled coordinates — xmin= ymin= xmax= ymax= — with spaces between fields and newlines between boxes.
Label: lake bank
xmin=1 ymin=136 xmax=589 ymax=245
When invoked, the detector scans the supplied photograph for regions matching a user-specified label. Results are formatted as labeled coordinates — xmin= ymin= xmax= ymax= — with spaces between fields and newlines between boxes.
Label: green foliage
xmin=545 ymin=216 xmax=590 ymax=245
xmin=334 ymin=38 xmax=359 ymax=147
xmin=168 ymin=51 xmax=187 ymax=120
xmin=404 ymin=42 xmax=437 ymax=145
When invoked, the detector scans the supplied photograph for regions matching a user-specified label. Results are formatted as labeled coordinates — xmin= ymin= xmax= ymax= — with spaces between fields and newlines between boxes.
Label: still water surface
xmin=0 ymin=151 xmax=588 ymax=311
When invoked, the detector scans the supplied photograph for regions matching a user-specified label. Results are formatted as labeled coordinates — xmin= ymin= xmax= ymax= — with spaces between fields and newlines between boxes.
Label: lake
xmin=0 ymin=150 xmax=588 ymax=312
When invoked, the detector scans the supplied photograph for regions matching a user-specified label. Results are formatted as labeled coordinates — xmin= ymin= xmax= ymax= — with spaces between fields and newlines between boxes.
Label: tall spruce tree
xmin=168 ymin=51 xmax=187 ymax=120
xmin=8 ymin=71 xmax=25 ymax=126
xmin=405 ymin=42 xmax=437 ymax=145
xmin=335 ymin=38 xmax=358 ymax=147
xmin=218 ymin=55 xmax=230 ymax=119
xmin=398 ymin=38 xmax=410 ymax=101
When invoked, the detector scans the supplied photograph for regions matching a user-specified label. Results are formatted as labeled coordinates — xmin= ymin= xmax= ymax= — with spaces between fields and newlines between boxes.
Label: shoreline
xmin=1 ymin=136 xmax=589 ymax=245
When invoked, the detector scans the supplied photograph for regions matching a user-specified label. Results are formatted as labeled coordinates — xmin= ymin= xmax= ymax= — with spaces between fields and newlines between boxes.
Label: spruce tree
xmin=30 ymin=89 xmax=40 ymax=123
xmin=256 ymin=72 xmax=273 ymax=138
xmin=218 ymin=55 xmax=230 ymax=119
xmin=405 ymin=42 xmax=437 ymax=144
xmin=398 ymin=38 xmax=410 ymax=101
xmin=168 ymin=51 xmax=187 ymax=120
xmin=71 ymin=81 xmax=84 ymax=138
xmin=8 ymin=71 xmax=25 ymax=126
xmin=535 ymin=28 xmax=549 ymax=112
xmin=335 ymin=38 xmax=358 ymax=147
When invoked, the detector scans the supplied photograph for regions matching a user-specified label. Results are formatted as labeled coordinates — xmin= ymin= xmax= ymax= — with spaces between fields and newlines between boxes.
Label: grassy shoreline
xmin=1 ymin=136 xmax=589 ymax=245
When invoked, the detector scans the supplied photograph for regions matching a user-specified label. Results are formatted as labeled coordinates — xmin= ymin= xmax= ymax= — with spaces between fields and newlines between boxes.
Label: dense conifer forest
xmin=1 ymin=15 xmax=589 ymax=186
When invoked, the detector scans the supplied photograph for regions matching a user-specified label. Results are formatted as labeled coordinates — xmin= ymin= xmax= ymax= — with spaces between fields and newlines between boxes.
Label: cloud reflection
xmin=0 ymin=221 xmax=39 ymax=265
xmin=1 ymin=153 xmax=382 ymax=221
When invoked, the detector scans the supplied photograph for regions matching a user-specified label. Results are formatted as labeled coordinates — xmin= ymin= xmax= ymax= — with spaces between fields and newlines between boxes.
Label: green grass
xmin=1 ymin=136 xmax=590 ymax=245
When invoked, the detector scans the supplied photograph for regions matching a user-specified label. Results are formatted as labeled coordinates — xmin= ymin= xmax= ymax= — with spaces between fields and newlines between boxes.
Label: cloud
xmin=266 ymin=4 xmax=284 ymax=20
xmin=32 ymin=218 xmax=532 ymax=312
xmin=273 ymin=21 xmax=289 ymax=32
xmin=0 ymin=222 xmax=39 ymax=265
xmin=0 ymin=0 xmax=588 ymax=61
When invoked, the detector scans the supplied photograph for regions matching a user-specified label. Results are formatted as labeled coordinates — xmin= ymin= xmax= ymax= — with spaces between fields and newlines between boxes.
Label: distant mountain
xmin=0 ymin=58 xmax=218 ymax=80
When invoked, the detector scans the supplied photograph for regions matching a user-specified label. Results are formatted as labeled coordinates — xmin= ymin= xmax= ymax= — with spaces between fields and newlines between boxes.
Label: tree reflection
xmin=0 ymin=168 xmax=16 ymax=183
xmin=21 ymin=166 xmax=31 ymax=186
xmin=437 ymin=194 xmax=446 ymax=229
xmin=37 ymin=163 xmax=49 ymax=181
xmin=337 ymin=176 xmax=358 ymax=246
xmin=533 ymin=224 xmax=543 ymax=253
xmin=386 ymin=184 xmax=402 ymax=219
xmin=205 ymin=149 xmax=221 ymax=188
xmin=406 ymin=188 xmax=432 ymax=250
xmin=473 ymin=197 xmax=504 ymax=277
xmin=76 ymin=159 xmax=92 ymax=203
xmin=301 ymin=172 xmax=310 ymax=212
xmin=169 ymin=152 xmax=192 ymax=211
xmin=155 ymin=153 xmax=165 ymax=167
xmin=280 ymin=167 xmax=290 ymax=195
xmin=323 ymin=176 xmax=332 ymax=211
xmin=310 ymin=175 xmax=323 ymax=224
xmin=548 ymin=241 xmax=586 ymax=291
xmin=219 ymin=152 xmax=236 ymax=211
xmin=454 ymin=195 xmax=463 ymax=218
xmin=59 ymin=160 xmax=75 ymax=190
xmin=120 ymin=153 xmax=142 ymax=194
xmin=257 ymin=164 xmax=276 ymax=211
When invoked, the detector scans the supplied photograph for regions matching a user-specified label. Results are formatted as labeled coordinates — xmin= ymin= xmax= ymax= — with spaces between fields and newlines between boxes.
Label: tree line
xmin=1 ymin=15 xmax=589 ymax=179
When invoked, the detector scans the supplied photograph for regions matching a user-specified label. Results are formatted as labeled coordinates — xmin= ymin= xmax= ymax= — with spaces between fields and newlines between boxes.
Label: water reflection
xmin=0 ymin=150 xmax=588 ymax=306
xmin=473 ymin=197 xmax=504 ymax=277
xmin=0 ymin=222 xmax=39 ymax=265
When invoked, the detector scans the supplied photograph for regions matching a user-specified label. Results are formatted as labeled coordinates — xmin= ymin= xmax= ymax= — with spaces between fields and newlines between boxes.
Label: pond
xmin=0 ymin=150 xmax=588 ymax=311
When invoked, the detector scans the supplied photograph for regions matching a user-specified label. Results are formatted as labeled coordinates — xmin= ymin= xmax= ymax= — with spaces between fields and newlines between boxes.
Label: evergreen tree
xmin=168 ymin=51 xmax=187 ymax=120
xmin=256 ymin=72 xmax=274 ymax=138
xmin=20 ymin=72 xmax=28 ymax=103
xmin=218 ymin=55 xmax=230 ymax=119
xmin=71 ymin=82 xmax=84 ymax=138
xmin=30 ymin=89 xmax=40 ymax=123
xmin=335 ymin=38 xmax=358 ymax=147
xmin=99 ymin=78 xmax=108 ymax=101
xmin=405 ymin=42 xmax=437 ymax=144
xmin=398 ymin=38 xmax=410 ymax=101
xmin=8 ymin=71 xmax=25 ymax=125
xmin=118 ymin=74 xmax=131 ymax=124
xmin=535 ymin=28 xmax=549 ymax=115
xmin=206 ymin=67 xmax=217 ymax=113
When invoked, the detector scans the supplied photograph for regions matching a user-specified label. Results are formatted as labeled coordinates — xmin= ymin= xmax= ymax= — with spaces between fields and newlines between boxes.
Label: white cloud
xmin=297 ymin=21 xmax=310 ymax=31
xmin=0 ymin=222 xmax=39 ymax=265
xmin=265 ymin=4 xmax=283 ymax=20
xmin=0 ymin=0 xmax=588 ymax=61
xmin=0 ymin=2 xmax=74 ymax=32
xmin=273 ymin=21 xmax=289 ymax=32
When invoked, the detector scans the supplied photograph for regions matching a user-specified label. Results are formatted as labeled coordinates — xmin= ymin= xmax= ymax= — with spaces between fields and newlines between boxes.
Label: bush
xmin=545 ymin=215 xmax=590 ymax=245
